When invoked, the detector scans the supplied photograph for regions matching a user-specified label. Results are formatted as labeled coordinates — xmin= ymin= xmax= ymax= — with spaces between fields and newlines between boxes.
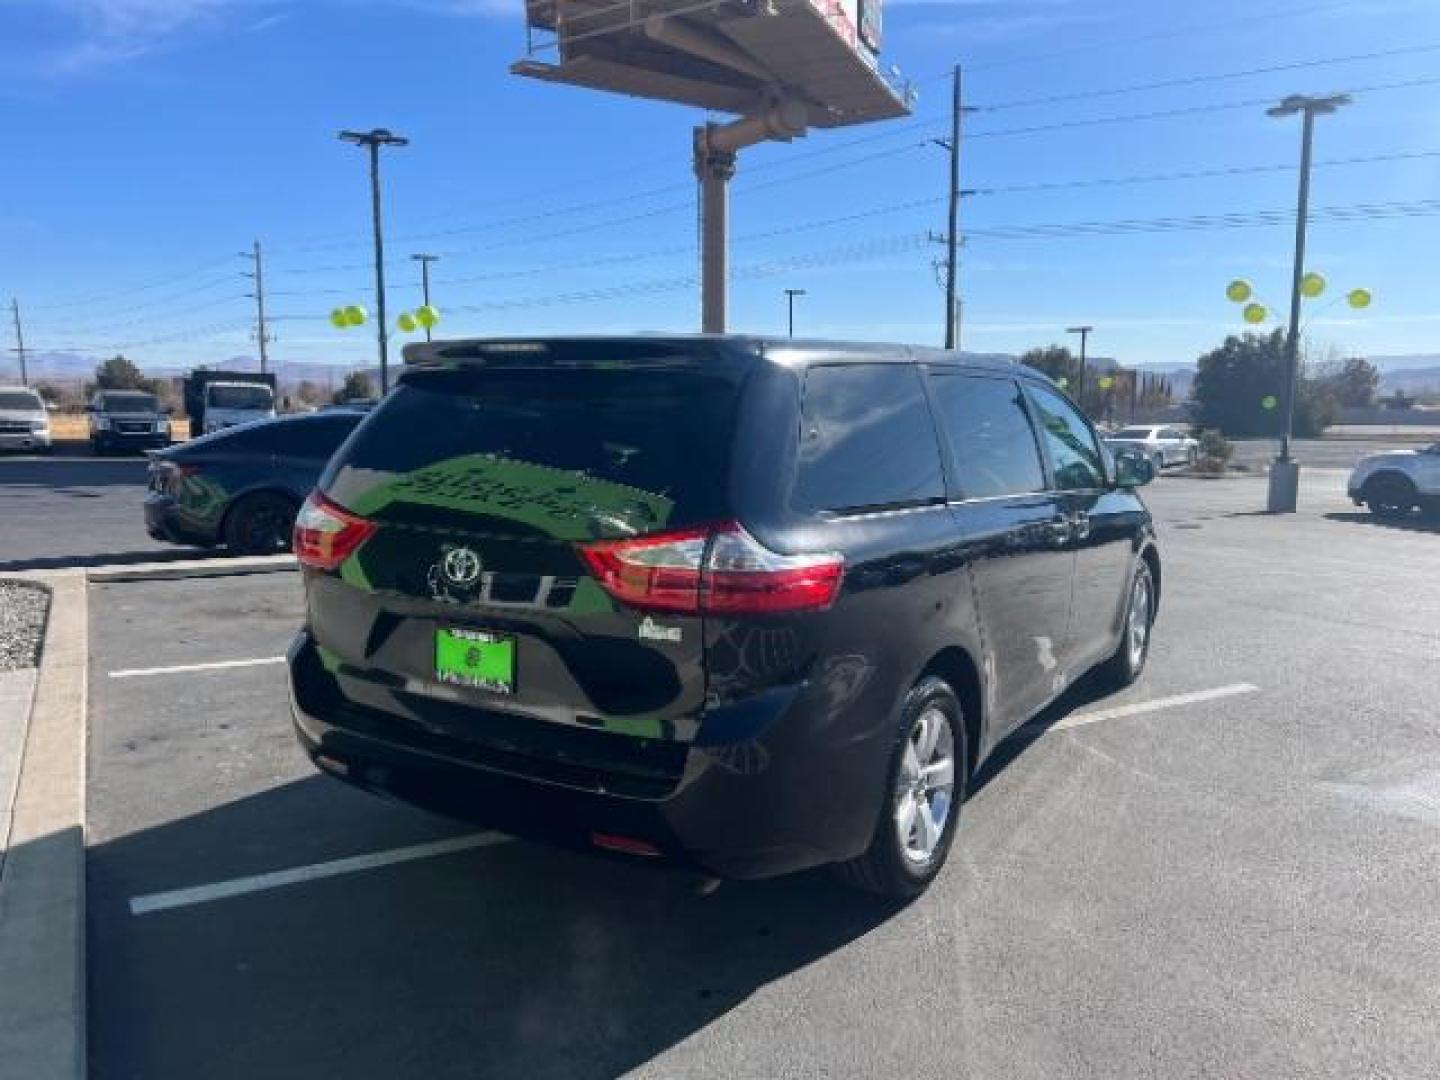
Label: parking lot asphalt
xmin=82 ymin=469 xmax=1440 ymax=1079
xmin=0 ymin=456 xmax=198 ymax=572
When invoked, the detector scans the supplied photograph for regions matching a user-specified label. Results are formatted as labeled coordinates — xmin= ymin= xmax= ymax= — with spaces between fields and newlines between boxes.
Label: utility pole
xmin=929 ymin=66 xmax=976 ymax=351
xmin=9 ymin=298 xmax=26 ymax=386
xmin=239 ymin=241 xmax=271 ymax=374
xmin=1066 ymin=325 xmax=1093 ymax=406
xmin=784 ymin=288 xmax=806 ymax=338
xmin=412 ymin=254 xmax=440 ymax=342
xmin=1264 ymin=92 xmax=1350 ymax=513
xmin=340 ymin=128 xmax=409 ymax=393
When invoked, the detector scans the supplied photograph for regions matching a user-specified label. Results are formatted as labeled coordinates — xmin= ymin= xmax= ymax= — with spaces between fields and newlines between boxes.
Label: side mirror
xmin=1114 ymin=448 xmax=1156 ymax=488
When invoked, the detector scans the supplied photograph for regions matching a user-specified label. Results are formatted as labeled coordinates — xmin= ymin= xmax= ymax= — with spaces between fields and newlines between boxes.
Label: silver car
xmin=0 ymin=386 xmax=52 ymax=453
xmin=1104 ymin=425 xmax=1198 ymax=470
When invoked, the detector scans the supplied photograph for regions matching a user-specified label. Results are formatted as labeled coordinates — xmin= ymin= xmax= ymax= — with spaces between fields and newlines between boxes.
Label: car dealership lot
xmin=80 ymin=471 xmax=1440 ymax=1080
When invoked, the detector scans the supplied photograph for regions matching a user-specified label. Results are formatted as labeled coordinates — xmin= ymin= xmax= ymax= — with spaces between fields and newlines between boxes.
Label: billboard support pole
xmin=695 ymin=126 xmax=736 ymax=335
xmin=694 ymin=101 xmax=809 ymax=334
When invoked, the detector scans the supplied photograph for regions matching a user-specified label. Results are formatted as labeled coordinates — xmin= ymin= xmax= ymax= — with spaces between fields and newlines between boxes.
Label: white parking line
xmin=130 ymin=832 xmax=511 ymax=916
xmin=1050 ymin=682 xmax=1260 ymax=732
xmin=109 ymin=656 xmax=286 ymax=679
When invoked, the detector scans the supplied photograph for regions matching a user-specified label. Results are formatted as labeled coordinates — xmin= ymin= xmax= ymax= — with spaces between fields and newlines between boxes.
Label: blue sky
xmin=3 ymin=0 xmax=1440 ymax=375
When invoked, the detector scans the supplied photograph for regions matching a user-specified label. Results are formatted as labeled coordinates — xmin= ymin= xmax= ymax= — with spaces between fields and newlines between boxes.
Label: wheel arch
xmin=219 ymin=486 xmax=302 ymax=544
xmin=915 ymin=646 xmax=983 ymax=783
xmin=1361 ymin=469 xmax=1418 ymax=497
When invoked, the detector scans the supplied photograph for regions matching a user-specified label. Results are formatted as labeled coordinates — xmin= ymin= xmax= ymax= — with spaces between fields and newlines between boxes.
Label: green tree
xmin=295 ymin=379 xmax=324 ymax=406
xmin=333 ymin=371 xmax=375 ymax=404
xmin=1191 ymin=331 xmax=1335 ymax=437
xmin=93 ymin=355 xmax=150 ymax=391
xmin=1020 ymin=345 xmax=1076 ymax=383
xmin=1322 ymin=356 xmax=1380 ymax=408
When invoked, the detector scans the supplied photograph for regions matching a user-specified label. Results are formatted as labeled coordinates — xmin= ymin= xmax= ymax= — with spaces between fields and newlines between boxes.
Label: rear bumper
xmin=287 ymin=631 xmax=889 ymax=880
xmin=144 ymin=494 xmax=216 ymax=547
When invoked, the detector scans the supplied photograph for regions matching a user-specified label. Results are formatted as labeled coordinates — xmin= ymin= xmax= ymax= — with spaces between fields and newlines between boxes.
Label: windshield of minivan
xmin=207 ymin=385 xmax=273 ymax=410
xmin=325 ymin=367 xmax=738 ymax=538
xmin=0 ymin=390 xmax=42 ymax=411
xmin=98 ymin=391 xmax=158 ymax=412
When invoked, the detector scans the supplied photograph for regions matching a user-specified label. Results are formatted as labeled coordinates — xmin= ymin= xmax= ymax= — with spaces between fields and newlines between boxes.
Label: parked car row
xmin=1102 ymin=425 xmax=1199 ymax=471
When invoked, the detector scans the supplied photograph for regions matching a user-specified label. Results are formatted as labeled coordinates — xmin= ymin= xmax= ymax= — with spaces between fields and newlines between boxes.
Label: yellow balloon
xmin=1225 ymin=279 xmax=1252 ymax=303
xmin=1347 ymin=287 xmax=1372 ymax=310
xmin=1300 ymin=272 xmax=1326 ymax=299
xmin=329 ymin=308 xmax=348 ymax=329
xmin=397 ymin=312 xmax=418 ymax=333
xmin=1098 ymin=375 xmax=1115 ymax=390
xmin=415 ymin=304 xmax=440 ymax=329
xmin=344 ymin=305 xmax=366 ymax=327
xmin=1056 ymin=376 xmax=1069 ymax=389
xmin=1243 ymin=302 xmax=1267 ymax=325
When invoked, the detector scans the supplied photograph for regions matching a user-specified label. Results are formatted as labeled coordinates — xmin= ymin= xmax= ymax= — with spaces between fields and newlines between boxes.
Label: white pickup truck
xmin=1347 ymin=442 xmax=1440 ymax=518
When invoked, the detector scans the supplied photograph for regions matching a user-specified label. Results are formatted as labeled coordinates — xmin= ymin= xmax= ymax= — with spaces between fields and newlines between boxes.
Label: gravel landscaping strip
xmin=0 ymin=581 xmax=50 ymax=671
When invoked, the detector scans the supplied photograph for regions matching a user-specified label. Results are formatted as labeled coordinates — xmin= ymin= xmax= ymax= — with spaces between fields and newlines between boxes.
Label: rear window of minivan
xmin=324 ymin=366 xmax=740 ymax=536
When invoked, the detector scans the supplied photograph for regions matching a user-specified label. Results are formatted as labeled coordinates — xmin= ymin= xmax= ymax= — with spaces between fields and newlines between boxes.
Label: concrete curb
xmin=0 ymin=571 xmax=87 ymax=1080
xmin=87 ymin=552 xmax=295 ymax=583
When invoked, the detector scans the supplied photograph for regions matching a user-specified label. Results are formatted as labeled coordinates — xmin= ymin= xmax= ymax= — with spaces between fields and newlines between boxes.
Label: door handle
xmin=1069 ymin=511 xmax=1091 ymax=540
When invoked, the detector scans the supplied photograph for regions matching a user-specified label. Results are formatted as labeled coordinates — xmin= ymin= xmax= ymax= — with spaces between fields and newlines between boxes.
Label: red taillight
xmin=577 ymin=522 xmax=842 ymax=616
xmin=293 ymin=492 xmax=376 ymax=571
xmin=591 ymin=833 xmax=663 ymax=858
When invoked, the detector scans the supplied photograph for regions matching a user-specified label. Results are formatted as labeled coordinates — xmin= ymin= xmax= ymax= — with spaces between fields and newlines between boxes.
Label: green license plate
xmin=435 ymin=628 xmax=515 ymax=694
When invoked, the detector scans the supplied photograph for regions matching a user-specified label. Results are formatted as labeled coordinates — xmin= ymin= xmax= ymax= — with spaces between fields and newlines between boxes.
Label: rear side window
xmin=325 ymin=366 xmax=739 ymax=535
xmin=1024 ymin=383 xmax=1106 ymax=491
xmin=792 ymin=363 xmax=944 ymax=514
xmin=929 ymin=375 xmax=1045 ymax=499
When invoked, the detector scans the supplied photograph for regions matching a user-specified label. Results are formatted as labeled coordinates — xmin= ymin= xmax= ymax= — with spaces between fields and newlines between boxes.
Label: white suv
xmin=1348 ymin=443 xmax=1440 ymax=518
xmin=0 ymin=386 xmax=52 ymax=453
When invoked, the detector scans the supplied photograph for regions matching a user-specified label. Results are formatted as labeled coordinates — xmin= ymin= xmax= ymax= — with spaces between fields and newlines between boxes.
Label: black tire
xmin=223 ymin=492 xmax=298 ymax=555
xmin=1364 ymin=473 xmax=1417 ymax=519
xmin=1094 ymin=560 xmax=1156 ymax=691
xmin=833 ymin=676 xmax=967 ymax=901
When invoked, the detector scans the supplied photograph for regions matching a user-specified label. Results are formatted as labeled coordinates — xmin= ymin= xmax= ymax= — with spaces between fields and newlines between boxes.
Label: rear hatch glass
xmin=313 ymin=363 xmax=742 ymax=754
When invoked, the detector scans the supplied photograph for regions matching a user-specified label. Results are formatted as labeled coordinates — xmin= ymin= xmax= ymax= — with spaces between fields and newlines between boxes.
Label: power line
xmin=24 ymin=256 xmax=235 ymax=313
xmin=980 ymin=41 xmax=1440 ymax=112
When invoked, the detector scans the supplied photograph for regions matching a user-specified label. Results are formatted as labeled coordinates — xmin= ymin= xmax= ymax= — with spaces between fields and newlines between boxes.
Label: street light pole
xmin=784 ymin=288 xmax=806 ymax=338
xmin=1066 ymin=325 xmax=1092 ymax=404
xmin=1265 ymin=93 xmax=1350 ymax=512
xmin=339 ymin=128 xmax=409 ymax=393
xmin=412 ymin=254 xmax=440 ymax=343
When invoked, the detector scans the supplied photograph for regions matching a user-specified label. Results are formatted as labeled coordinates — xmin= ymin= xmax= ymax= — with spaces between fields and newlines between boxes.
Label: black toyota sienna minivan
xmin=288 ymin=336 xmax=1160 ymax=898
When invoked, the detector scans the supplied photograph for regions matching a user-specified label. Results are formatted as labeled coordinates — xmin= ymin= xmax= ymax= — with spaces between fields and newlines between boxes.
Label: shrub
xmin=1193 ymin=428 xmax=1233 ymax=475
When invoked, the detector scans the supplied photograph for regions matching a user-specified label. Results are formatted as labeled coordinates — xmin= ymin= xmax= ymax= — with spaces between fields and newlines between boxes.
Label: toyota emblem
xmin=441 ymin=546 xmax=483 ymax=586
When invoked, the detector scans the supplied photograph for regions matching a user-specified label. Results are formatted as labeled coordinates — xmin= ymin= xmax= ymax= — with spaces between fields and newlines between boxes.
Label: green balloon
xmin=1347 ymin=287 xmax=1372 ymax=310
xmin=1300 ymin=272 xmax=1326 ymax=299
xmin=329 ymin=308 xmax=347 ymax=329
xmin=1261 ymin=395 xmax=1278 ymax=410
xmin=344 ymin=305 xmax=366 ymax=327
xmin=1226 ymin=279 xmax=1252 ymax=303
xmin=397 ymin=312 xmax=418 ymax=333
xmin=1243 ymin=302 xmax=1267 ymax=325
xmin=415 ymin=304 xmax=440 ymax=329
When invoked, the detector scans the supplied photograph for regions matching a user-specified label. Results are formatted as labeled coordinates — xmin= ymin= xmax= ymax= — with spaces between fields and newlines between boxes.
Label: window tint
xmin=929 ymin=375 xmax=1045 ymax=499
xmin=792 ymin=363 xmax=944 ymax=514
xmin=327 ymin=366 xmax=739 ymax=531
xmin=271 ymin=415 xmax=362 ymax=459
xmin=1024 ymin=383 xmax=1106 ymax=491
